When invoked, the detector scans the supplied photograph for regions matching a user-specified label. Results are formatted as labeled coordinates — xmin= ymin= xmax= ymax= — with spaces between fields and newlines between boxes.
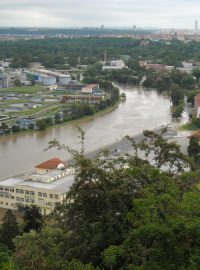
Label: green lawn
xmin=179 ymin=122 xmax=200 ymax=131
xmin=0 ymin=85 xmax=45 ymax=94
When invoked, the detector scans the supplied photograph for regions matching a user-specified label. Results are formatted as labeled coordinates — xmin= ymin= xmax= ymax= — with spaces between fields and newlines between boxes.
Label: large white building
xmin=0 ymin=158 xmax=75 ymax=215
xmin=102 ymin=60 xmax=126 ymax=71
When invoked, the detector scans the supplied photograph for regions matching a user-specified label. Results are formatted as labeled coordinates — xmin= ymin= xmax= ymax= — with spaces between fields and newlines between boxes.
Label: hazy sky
xmin=0 ymin=0 xmax=200 ymax=29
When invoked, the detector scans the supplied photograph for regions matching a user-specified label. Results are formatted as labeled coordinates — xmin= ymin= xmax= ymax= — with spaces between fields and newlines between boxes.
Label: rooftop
xmin=0 ymin=174 xmax=74 ymax=193
xmin=83 ymin=84 xmax=99 ymax=89
xmin=18 ymin=174 xmax=74 ymax=192
xmin=36 ymin=158 xmax=65 ymax=170
xmin=195 ymin=94 xmax=200 ymax=107
xmin=0 ymin=178 xmax=23 ymax=187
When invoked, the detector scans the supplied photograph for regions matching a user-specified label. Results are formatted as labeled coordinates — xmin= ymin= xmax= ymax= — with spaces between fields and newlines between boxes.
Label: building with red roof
xmin=35 ymin=158 xmax=65 ymax=174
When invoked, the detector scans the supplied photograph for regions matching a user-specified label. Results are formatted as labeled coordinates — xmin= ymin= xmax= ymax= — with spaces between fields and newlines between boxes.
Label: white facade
xmin=59 ymin=74 xmax=71 ymax=85
xmin=102 ymin=60 xmax=126 ymax=71
xmin=38 ymin=75 xmax=57 ymax=86
xmin=0 ymin=173 xmax=74 ymax=215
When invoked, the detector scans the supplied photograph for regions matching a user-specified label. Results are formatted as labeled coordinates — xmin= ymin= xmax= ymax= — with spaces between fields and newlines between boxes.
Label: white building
xmin=0 ymin=158 xmax=75 ymax=215
xmin=58 ymin=74 xmax=71 ymax=85
xmin=102 ymin=60 xmax=126 ymax=71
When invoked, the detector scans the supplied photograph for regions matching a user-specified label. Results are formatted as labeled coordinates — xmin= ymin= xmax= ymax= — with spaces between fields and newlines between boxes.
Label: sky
xmin=0 ymin=0 xmax=200 ymax=29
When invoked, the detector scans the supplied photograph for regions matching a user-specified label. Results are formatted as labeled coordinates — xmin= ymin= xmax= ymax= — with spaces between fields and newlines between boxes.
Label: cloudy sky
xmin=0 ymin=0 xmax=200 ymax=29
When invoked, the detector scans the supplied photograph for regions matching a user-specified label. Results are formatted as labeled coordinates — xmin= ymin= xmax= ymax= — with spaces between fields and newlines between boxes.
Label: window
xmin=20 ymin=189 xmax=24 ymax=194
xmin=55 ymin=195 xmax=59 ymax=199
xmin=30 ymin=191 xmax=35 ymax=196
xmin=25 ymin=198 xmax=29 ymax=203
xmin=11 ymin=196 xmax=14 ymax=199
xmin=43 ymin=193 xmax=47 ymax=198
xmin=5 ymin=188 xmax=9 ymax=192
xmin=10 ymin=188 xmax=14 ymax=192
xmin=0 ymin=187 xmax=3 ymax=191
xmin=16 ymin=197 xmax=24 ymax=202
xmin=16 ymin=189 xmax=20 ymax=193
xmin=50 ymin=194 xmax=53 ymax=199
xmin=38 ymin=192 xmax=42 ymax=197
xmin=6 ymin=203 xmax=8 ymax=205
xmin=25 ymin=190 xmax=29 ymax=195
xmin=5 ymin=195 xmax=9 ymax=198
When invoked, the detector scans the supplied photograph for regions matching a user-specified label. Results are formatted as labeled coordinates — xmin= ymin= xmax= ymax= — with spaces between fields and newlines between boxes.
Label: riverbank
xmin=0 ymin=101 xmax=120 ymax=140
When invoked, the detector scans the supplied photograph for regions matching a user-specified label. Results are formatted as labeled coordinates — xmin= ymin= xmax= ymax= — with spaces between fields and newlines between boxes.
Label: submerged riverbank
xmin=0 ymin=86 xmax=171 ymax=179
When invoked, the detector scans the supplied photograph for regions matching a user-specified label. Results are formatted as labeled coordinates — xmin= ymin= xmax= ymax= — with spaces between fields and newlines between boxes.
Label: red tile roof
xmin=146 ymin=64 xmax=165 ymax=70
xmin=188 ymin=131 xmax=200 ymax=139
xmin=195 ymin=94 xmax=200 ymax=108
xmin=36 ymin=158 xmax=65 ymax=170
xmin=84 ymin=84 xmax=99 ymax=89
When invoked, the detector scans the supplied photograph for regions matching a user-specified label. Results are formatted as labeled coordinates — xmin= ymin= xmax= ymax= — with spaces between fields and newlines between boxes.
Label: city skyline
xmin=0 ymin=0 xmax=200 ymax=29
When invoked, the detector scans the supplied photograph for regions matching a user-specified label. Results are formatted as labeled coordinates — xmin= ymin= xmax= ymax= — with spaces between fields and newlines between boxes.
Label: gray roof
xmin=17 ymin=174 xmax=74 ymax=193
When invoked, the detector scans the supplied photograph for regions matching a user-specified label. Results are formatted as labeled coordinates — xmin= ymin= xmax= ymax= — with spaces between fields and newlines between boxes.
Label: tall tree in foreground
xmin=23 ymin=205 xmax=43 ymax=233
xmin=0 ymin=209 xmax=19 ymax=250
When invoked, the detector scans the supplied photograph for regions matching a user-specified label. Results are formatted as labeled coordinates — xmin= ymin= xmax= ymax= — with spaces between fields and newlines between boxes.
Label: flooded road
xmin=0 ymin=85 xmax=171 ymax=179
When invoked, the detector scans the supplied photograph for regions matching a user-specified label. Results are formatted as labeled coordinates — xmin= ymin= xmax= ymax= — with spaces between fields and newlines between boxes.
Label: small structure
xmin=58 ymin=74 xmax=71 ymax=86
xmin=0 ymin=74 xmax=8 ymax=88
xmin=35 ymin=157 xmax=66 ymax=174
xmin=62 ymin=94 xmax=103 ymax=104
xmin=194 ymin=93 xmax=200 ymax=118
xmin=82 ymin=84 xmax=99 ymax=94
xmin=102 ymin=60 xmax=126 ymax=71
xmin=16 ymin=117 xmax=37 ymax=129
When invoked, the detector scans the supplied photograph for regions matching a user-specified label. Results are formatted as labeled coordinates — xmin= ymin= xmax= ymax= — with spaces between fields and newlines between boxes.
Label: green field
xmin=0 ymin=85 xmax=45 ymax=94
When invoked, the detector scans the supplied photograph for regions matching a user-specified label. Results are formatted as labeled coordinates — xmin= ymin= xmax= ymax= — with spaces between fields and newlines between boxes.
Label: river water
xmin=0 ymin=85 xmax=171 ymax=179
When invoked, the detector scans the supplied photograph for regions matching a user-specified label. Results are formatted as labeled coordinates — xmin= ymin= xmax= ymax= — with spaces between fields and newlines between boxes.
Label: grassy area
xmin=0 ymin=85 xmax=44 ymax=94
xmin=179 ymin=122 xmax=200 ymax=131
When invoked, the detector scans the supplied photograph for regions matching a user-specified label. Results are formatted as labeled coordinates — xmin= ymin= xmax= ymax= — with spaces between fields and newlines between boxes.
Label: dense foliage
xmin=0 ymin=129 xmax=198 ymax=269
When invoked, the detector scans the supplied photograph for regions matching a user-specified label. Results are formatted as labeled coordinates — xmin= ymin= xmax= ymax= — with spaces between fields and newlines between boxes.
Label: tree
xmin=187 ymin=136 xmax=200 ymax=165
xmin=192 ymin=68 xmax=200 ymax=81
xmin=23 ymin=205 xmax=43 ymax=233
xmin=180 ymin=74 xmax=196 ymax=89
xmin=14 ymin=79 xmax=21 ymax=87
xmin=137 ymin=129 xmax=190 ymax=173
xmin=0 ymin=209 xmax=19 ymax=250
xmin=36 ymin=119 xmax=47 ymax=130
xmin=14 ymin=227 xmax=68 ymax=270
xmin=102 ymin=245 xmax=123 ymax=270
xmin=0 ymin=244 xmax=17 ymax=269
xmin=170 ymin=85 xmax=184 ymax=106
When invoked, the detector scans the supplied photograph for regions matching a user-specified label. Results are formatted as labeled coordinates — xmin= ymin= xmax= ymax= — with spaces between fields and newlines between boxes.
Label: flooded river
xmin=0 ymin=85 xmax=171 ymax=179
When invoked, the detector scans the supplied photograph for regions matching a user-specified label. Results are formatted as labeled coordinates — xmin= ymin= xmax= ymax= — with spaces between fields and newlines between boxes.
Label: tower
xmin=195 ymin=20 xmax=198 ymax=31
xmin=104 ymin=51 xmax=107 ymax=63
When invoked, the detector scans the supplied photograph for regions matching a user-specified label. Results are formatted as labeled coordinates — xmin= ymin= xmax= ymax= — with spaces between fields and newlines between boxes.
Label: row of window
xmin=0 ymin=187 xmax=14 ymax=192
xmin=0 ymin=187 xmax=59 ymax=200
xmin=16 ymin=197 xmax=35 ymax=203
xmin=16 ymin=189 xmax=35 ymax=195
xmin=38 ymin=192 xmax=59 ymax=199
